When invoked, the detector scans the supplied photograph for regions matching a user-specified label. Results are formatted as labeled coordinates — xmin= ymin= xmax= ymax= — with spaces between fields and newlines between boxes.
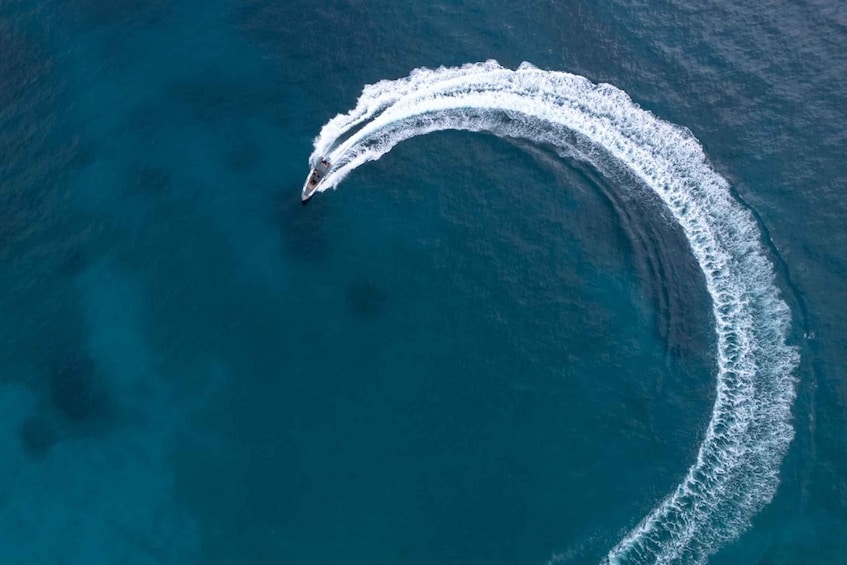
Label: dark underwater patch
xmin=48 ymin=352 xmax=110 ymax=423
xmin=169 ymin=76 xmax=284 ymax=123
xmin=58 ymin=246 xmax=88 ymax=277
xmin=128 ymin=165 xmax=172 ymax=198
xmin=225 ymin=142 xmax=261 ymax=172
xmin=346 ymin=281 xmax=387 ymax=320
xmin=20 ymin=416 xmax=59 ymax=459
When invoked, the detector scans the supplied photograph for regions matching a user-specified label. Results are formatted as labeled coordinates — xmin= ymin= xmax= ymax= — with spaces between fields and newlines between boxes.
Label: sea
xmin=1 ymin=0 xmax=845 ymax=563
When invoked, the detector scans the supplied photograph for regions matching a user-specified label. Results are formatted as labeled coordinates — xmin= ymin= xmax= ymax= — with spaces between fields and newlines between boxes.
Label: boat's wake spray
xmin=303 ymin=61 xmax=799 ymax=564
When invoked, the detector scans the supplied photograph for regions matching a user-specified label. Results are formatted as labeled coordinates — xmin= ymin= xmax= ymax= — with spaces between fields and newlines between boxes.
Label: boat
xmin=301 ymin=158 xmax=331 ymax=203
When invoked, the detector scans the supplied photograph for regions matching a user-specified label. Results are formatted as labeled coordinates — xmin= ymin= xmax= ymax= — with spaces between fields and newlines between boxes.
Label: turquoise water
xmin=1 ymin=0 xmax=844 ymax=563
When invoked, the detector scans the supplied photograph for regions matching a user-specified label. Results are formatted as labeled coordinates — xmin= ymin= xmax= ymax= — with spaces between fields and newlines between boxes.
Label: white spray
xmin=307 ymin=61 xmax=799 ymax=564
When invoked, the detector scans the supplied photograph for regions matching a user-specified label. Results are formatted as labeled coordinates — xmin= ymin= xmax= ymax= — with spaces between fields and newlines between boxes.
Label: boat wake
xmin=306 ymin=61 xmax=799 ymax=564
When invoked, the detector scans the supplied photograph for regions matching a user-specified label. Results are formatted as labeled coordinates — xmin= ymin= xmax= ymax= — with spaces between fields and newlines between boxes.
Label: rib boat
xmin=302 ymin=158 xmax=331 ymax=203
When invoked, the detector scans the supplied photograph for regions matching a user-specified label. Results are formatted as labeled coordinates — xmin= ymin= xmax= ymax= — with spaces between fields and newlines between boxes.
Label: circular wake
xmin=306 ymin=61 xmax=799 ymax=564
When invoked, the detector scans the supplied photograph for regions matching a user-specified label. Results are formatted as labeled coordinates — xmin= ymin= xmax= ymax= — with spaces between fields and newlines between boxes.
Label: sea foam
xmin=307 ymin=61 xmax=799 ymax=564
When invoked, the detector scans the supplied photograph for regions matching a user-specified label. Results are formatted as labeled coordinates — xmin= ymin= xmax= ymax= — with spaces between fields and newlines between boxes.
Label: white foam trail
xmin=308 ymin=61 xmax=799 ymax=563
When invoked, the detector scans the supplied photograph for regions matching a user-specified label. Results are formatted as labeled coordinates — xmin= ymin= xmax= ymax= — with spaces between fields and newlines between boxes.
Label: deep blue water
xmin=1 ymin=0 xmax=845 ymax=563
